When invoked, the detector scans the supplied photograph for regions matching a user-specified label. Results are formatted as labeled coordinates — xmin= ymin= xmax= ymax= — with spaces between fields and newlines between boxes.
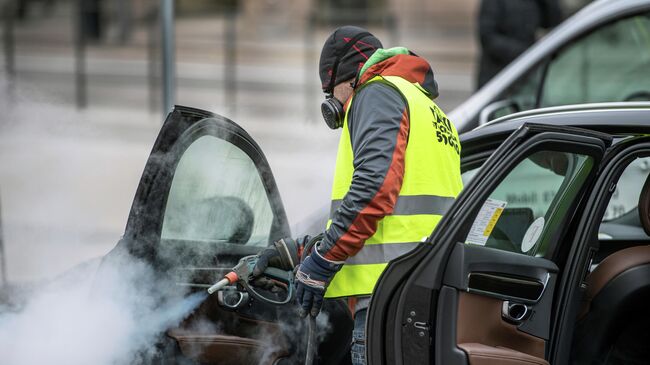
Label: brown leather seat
xmin=582 ymin=245 xmax=650 ymax=313
xmin=572 ymin=170 xmax=650 ymax=363
xmin=582 ymin=172 xmax=650 ymax=311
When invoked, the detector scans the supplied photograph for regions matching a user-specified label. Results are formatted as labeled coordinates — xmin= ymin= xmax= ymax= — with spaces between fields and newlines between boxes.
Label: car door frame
xmin=549 ymin=135 xmax=650 ymax=364
xmin=118 ymin=105 xmax=291 ymax=266
xmin=367 ymin=123 xmax=612 ymax=365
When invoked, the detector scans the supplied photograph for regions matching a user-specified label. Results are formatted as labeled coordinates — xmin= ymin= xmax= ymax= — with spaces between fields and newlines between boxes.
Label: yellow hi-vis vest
xmin=325 ymin=75 xmax=463 ymax=298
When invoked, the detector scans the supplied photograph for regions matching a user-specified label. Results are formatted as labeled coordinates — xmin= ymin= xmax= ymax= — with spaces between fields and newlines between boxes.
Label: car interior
xmin=442 ymin=143 xmax=648 ymax=365
xmin=570 ymin=157 xmax=650 ymax=365
xmin=443 ymin=147 xmax=597 ymax=365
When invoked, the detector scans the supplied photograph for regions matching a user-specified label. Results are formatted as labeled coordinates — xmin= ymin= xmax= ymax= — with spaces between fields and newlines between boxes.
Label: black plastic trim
xmin=467 ymin=272 xmax=546 ymax=303
xmin=435 ymin=286 xmax=468 ymax=365
xmin=444 ymin=243 xmax=557 ymax=304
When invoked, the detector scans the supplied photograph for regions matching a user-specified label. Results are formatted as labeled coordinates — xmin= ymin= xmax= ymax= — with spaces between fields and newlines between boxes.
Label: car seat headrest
xmin=640 ymin=170 xmax=650 ymax=236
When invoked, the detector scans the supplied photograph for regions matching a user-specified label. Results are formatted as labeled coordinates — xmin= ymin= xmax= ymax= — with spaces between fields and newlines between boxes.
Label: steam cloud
xmin=0 ymin=73 xmax=208 ymax=364
xmin=0 ymin=250 xmax=205 ymax=365
xmin=0 ymin=72 xmax=339 ymax=365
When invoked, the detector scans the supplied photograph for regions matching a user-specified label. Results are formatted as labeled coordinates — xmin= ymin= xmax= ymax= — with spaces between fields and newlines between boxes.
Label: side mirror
xmin=479 ymin=100 xmax=520 ymax=126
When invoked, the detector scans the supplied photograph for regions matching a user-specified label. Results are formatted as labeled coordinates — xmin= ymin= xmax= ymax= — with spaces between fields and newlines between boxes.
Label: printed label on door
xmin=465 ymin=198 xmax=508 ymax=246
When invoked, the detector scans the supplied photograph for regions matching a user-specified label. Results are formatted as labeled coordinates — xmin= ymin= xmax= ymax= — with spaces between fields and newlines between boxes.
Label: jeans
xmin=351 ymin=308 xmax=367 ymax=365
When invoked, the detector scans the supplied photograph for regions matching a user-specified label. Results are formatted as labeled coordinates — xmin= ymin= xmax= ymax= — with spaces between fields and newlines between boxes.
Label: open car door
xmin=110 ymin=106 xmax=300 ymax=364
xmin=367 ymin=123 xmax=612 ymax=365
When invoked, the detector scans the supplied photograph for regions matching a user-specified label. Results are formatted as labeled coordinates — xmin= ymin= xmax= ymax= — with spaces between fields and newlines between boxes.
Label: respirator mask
xmin=320 ymin=32 xmax=370 ymax=130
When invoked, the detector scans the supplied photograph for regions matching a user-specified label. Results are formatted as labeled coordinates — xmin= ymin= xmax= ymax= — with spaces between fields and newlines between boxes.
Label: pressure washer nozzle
xmin=206 ymin=272 xmax=239 ymax=294
xmin=207 ymin=278 xmax=229 ymax=294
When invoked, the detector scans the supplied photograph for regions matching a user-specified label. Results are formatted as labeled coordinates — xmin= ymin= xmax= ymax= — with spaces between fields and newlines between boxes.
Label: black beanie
xmin=319 ymin=26 xmax=383 ymax=93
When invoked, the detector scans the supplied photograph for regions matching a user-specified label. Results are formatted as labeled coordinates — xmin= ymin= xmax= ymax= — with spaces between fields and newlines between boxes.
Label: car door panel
xmin=368 ymin=123 xmax=612 ymax=365
xmin=442 ymin=243 xmax=557 ymax=362
xmin=110 ymin=106 xmax=300 ymax=364
xmin=457 ymin=292 xmax=546 ymax=357
xmin=457 ymin=342 xmax=548 ymax=365
xmin=168 ymin=300 xmax=291 ymax=365
xmin=444 ymin=243 xmax=557 ymax=305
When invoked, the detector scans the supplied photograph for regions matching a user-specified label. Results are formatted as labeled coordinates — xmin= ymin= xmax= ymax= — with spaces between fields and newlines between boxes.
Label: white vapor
xmin=0 ymin=250 xmax=205 ymax=365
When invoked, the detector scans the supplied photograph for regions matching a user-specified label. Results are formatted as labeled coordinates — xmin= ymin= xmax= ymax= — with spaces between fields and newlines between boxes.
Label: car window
xmin=501 ymin=61 xmax=547 ymax=113
xmin=161 ymin=135 xmax=274 ymax=246
xmin=541 ymin=13 xmax=650 ymax=106
xmin=463 ymin=153 xmax=650 ymax=243
xmin=603 ymin=156 xmax=650 ymax=221
xmin=464 ymin=150 xmax=594 ymax=257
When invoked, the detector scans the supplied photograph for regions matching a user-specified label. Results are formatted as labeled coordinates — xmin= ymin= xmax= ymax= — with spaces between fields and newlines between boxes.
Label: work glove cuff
xmin=311 ymin=248 xmax=344 ymax=273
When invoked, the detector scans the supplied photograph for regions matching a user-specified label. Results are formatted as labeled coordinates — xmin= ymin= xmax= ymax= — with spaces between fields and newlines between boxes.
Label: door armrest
xmin=458 ymin=343 xmax=549 ymax=365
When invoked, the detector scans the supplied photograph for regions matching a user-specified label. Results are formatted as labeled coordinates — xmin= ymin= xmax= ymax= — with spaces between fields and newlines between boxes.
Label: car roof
xmin=448 ymin=0 xmax=650 ymax=133
xmin=460 ymin=102 xmax=650 ymax=156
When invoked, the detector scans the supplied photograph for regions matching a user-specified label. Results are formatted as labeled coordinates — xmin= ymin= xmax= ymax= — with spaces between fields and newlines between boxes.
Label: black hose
xmin=302 ymin=233 xmax=324 ymax=261
xmin=305 ymin=315 xmax=317 ymax=365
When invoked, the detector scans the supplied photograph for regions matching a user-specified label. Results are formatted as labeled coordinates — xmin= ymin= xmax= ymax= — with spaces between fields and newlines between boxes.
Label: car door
xmin=111 ymin=106 xmax=294 ymax=364
xmin=367 ymin=123 xmax=612 ymax=365
xmin=121 ymin=105 xmax=290 ymax=269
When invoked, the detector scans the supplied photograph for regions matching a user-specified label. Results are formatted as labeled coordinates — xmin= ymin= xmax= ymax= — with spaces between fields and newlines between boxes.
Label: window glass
xmin=464 ymin=150 xmax=594 ymax=256
xmin=541 ymin=13 xmax=650 ymax=107
xmin=161 ymin=135 xmax=274 ymax=246
xmin=603 ymin=156 xmax=650 ymax=221
xmin=463 ymin=154 xmax=650 ymax=242
xmin=502 ymin=61 xmax=547 ymax=113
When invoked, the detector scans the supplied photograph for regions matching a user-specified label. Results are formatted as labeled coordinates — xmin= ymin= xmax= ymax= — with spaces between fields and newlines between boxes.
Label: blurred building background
xmin=0 ymin=0 xmax=482 ymax=119
xmin=0 ymin=0 xmax=590 ymax=283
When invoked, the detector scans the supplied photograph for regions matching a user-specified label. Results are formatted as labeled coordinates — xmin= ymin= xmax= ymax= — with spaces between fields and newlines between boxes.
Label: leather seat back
xmin=583 ymin=171 xmax=650 ymax=304
xmin=572 ymin=171 xmax=650 ymax=362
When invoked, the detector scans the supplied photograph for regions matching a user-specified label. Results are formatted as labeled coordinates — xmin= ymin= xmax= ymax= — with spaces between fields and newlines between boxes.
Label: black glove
xmin=252 ymin=236 xmax=309 ymax=277
xmin=295 ymin=248 xmax=342 ymax=317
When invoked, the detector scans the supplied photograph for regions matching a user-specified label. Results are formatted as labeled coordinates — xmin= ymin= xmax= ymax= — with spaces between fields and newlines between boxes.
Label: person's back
xmin=314 ymin=27 xmax=463 ymax=364
xmin=477 ymin=0 xmax=561 ymax=88
xmin=252 ymin=26 xmax=463 ymax=365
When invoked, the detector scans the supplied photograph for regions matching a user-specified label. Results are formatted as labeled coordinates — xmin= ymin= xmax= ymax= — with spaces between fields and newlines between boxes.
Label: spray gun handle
xmin=262 ymin=266 xmax=293 ymax=283
xmin=207 ymin=255 xmax=294 ymax=305
xmin=240 ymin=256 xmax=295 ymax=305
xmin=238 ymin=255 xmax=292 ymax=284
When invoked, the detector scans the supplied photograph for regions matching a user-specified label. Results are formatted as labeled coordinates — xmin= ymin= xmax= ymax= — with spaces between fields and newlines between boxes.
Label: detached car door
xmin=368 ymin=123 xmax=612 ymax=365
xmin=119 ymin=106 xmax=293 ymax=363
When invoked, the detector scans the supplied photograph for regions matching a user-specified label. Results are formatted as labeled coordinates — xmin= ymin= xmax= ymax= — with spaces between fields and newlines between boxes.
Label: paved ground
xmin=0 ymin=5 xmax=478 ymax=283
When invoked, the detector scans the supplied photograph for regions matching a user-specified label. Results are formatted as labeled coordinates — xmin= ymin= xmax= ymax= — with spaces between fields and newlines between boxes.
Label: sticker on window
xmin=521 ymin=217 xmax=545 ymax=253
xmin=466 ymin=198 xmax=507 ymax=246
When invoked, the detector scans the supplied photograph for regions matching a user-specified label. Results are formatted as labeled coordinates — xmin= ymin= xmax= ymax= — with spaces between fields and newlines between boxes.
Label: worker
xmin=253 ymin=26 xmax=463 ymax=364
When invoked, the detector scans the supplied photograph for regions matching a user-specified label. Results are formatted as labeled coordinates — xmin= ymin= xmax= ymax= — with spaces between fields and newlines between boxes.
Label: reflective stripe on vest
xmin=330 ymin=195 xmax=455 ymax=217
xmin=325 ymin=75 xmax=463 ymax=298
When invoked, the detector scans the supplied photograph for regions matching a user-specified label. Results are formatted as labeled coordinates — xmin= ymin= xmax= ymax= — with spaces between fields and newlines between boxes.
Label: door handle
xmin=501 ymin=301 xmax=530 ymax=324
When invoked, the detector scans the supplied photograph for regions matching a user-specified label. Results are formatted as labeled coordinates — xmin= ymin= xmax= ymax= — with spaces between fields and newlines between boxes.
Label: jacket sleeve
xmin=479 ymin=0 xmax=529 ymax=64
xmin=318 ymin=82 xmax=410 ymax=262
